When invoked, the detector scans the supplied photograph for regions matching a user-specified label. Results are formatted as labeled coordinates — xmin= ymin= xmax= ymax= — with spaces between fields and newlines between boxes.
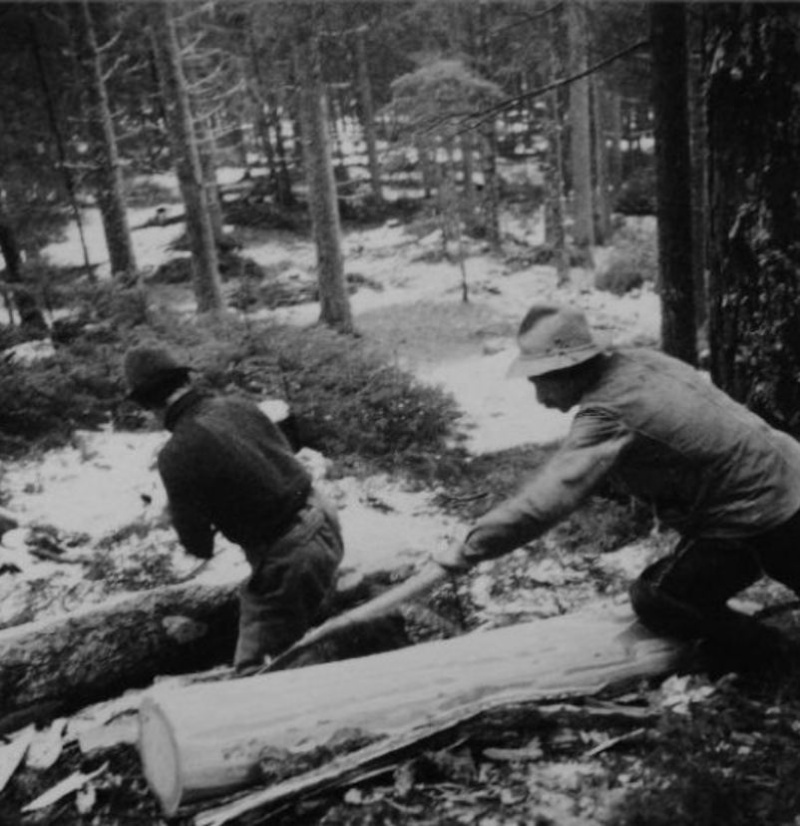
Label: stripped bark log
xmin=0 ymin=582 xmax=239 ymax=732
xmin=138 ymin=603 xmax=687 ymax=816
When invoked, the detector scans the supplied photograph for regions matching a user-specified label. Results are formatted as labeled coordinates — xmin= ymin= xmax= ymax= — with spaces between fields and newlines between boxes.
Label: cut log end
xmin=139 ymin=698 xmax=182 ymax=816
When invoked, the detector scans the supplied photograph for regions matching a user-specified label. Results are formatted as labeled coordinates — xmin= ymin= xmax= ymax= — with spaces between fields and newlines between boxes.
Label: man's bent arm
xmin=159 ymin=451 xmax=215 ymax=560
xmin=461 ymin=410 xmax=633 ymax=564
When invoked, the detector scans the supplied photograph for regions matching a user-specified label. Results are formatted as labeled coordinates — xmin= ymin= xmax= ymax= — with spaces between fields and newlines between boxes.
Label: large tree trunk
xmin=705 ymin=4 xmax=800 ymax=433
xmin=0 ymin=583 xmax=239 ymax=731
xmin=138 ymin=604 xmax=685 ymax=816
xmin=688 ymin=7 xmax=708 ymax=337
xmin=566 ymin=0 xmax=594 ymax=260
xmin=296 ymin=37 xmax=353 ymax=333
xmin=651 ymin=2 xmax=696 ymax=365
xmin=77 ymin=0 xmax=137 ymax=281
xmin=354 ymin=26 xmax=383 ymax=203
xmin=149 ymin=0 xmax=223 ymax=315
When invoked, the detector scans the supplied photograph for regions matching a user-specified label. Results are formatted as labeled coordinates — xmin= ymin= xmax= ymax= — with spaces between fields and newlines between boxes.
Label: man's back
xmin=159 ymin=391 xmax=311 ymax=552
xmin=582 ymin=348 xmax=800 ymax=537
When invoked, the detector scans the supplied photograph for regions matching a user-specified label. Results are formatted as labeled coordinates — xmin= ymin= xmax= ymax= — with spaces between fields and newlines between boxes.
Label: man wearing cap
xmin=123 ymin=345 xmax=344 ymax=671
xmin=433 ymin=303 xmax=800 ymax=665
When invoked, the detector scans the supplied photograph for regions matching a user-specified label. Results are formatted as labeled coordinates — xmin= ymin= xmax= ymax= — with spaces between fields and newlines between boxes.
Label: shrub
xmin=0 ymin=350 xmax=118 ymax=455
xmin=268 ymin=325 xmax=462 ymax=465
xmin=0 ymin=303 xmax=463 ymax=476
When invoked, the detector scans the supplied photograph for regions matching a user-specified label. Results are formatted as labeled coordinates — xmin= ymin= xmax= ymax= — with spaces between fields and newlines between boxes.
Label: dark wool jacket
xmin=158 ymin=390 xmax=311 ymax=559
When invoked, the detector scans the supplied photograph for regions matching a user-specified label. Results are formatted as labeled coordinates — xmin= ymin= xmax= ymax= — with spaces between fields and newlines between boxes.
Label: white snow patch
xmin=3 ymin=429 xmax=167 ymax=538
xmin=421 ymin=348 xmax=574 ymax=453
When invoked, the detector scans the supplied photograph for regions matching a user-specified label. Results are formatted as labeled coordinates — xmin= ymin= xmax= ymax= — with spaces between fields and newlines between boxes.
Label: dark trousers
xmin=630 ymin=507 xmax=800 ymax=648
xmin=234 ymin=488 xmax=344 ymax=670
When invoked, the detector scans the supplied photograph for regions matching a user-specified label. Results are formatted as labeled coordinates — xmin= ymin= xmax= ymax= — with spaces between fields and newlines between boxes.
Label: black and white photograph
xmin=1 ymin=1 xmax=800 ymax=824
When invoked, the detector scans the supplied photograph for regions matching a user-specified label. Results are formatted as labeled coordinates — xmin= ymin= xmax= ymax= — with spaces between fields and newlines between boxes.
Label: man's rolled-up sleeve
xmin=462 ymin=408 xmax=633 ymax=563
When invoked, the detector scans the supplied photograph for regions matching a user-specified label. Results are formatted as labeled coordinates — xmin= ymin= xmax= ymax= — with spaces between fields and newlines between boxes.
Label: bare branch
xmin=101 ymin=55 xmax=127 ymax=84
xmin=454 ymin=38 xmax=650 ymax=136
xmin=96 ymin=30 xmax=123 ymax=56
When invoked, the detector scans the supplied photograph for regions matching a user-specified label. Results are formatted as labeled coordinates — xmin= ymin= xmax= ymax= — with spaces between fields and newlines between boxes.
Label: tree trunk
xmin=544 ymin=91 xmax=569 ymax=286
xmin=478 ymin=119 xmax=502 ymax=249
xmin=268 ymin=92 xmax=296 ymax=208
xmin=652 ymin=2 xmax=696 ymax=365
xmin=0 ymin=221 xmax=48 ymax=334
xmin=354 ymin=26 xmax=383 ymax=202
xmin=705 ymin=4 xmax=800 ymax=433
xmin=78 ymin=0 xmax=137 ymax=280
xmin=418 ymin=137 xmax=436 ymax=199
xmin=566 ymin=0 xmax=594 ymax=260
xmin=688 ymin=8 xmax=708 ymax=337
xmin=196 ymin=119 xmax=227 ymax=242
xmin=543 ymin=8 xmax=569 ymax=285
xmin=592 ymin=77 xmax=612 ymax=245
xmin=0 ymin=583 xmax=239 ymax=730
xmin=139 ymin=604 xmax=685 ymax=815
xmin=608 ymin=91 xmax=623 ymax=207
xmin=296 ymin=38 xmax=353 ymax=333
xmin=460 ymin=130 xmax=478 ymax=235
xmin=149 ymin=0 xmax=223 ymax=315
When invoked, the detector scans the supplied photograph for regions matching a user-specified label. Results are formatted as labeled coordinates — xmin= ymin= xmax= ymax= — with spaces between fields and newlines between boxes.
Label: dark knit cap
xmin=123 ymin=346 xmax=191 ymax=407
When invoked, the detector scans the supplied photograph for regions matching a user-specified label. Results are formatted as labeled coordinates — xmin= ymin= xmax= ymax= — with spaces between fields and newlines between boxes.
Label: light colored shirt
xmin=464 ymin=348 xmax=800 ymax=562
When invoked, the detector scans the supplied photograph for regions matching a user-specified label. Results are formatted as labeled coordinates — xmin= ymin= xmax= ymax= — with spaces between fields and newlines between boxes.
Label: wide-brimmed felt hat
xmin=123 ymin=346 xmax=191 ymax=405
xmin=507 ymin=304 xmax=612 ymax=378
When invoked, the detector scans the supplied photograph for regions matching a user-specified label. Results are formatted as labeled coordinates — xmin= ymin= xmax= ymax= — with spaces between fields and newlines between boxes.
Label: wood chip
xmin=26 ymin=719 xmax=67 ymax=770
xmin=483 ymin=742 xmax=543 ymax=763
xmin=0 ymin=725 xmax=35 ymax=793
xmin=22 ymin=763 xmax=108 ymax=813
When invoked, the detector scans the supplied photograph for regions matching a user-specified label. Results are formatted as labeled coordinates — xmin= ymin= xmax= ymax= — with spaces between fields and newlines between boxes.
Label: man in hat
xmin=123 ymin=345 xmax=344 ymax=671
xmin=433 ymin=303 xmax=800 ymax=666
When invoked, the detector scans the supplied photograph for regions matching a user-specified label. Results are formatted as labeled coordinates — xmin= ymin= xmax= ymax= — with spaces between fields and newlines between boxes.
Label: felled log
xmin=138 ymin=603 xmax=688 ymax=815
xmin=0 ymin=568 xmax=411 ymax=735
xmin=0 ymin=582 xmax=239 ymax=732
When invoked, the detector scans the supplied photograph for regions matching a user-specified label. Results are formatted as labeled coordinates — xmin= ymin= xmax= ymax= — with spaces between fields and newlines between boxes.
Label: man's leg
xmin=630 ymin=536 xmax=773 ymax=640
xmin=756 ymin=507 xmax=800 ymax=595
xmin=234 ymin=490 xmax=344 ymax=671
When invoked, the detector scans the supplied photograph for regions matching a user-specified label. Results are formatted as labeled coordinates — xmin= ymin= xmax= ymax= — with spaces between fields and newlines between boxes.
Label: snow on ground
xmin=43 ymin=205 xmax=186 ymax=277
xmin=421 ymin=349 xmax=574 ymax=453
xmin=1 ymin=203 xmax=662 ymax=627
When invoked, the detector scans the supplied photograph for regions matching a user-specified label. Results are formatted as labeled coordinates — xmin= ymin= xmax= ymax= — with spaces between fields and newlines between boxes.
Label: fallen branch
xmin=583 ymin=727 xmax=649 ymax=758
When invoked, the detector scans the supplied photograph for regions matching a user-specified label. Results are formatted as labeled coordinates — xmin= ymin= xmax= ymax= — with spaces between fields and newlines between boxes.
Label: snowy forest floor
xmin=2 ymin=189 xmax=800 ymax=825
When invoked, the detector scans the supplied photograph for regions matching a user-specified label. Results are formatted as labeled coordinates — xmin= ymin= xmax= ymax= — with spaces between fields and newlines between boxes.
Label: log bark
xmin=138 ymin=603 xmax=686 ymax=815
xmin=0 ymin=582 xmax=239 ymax=729
xmin=0 ymin=568 xmax=408 ymax=734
